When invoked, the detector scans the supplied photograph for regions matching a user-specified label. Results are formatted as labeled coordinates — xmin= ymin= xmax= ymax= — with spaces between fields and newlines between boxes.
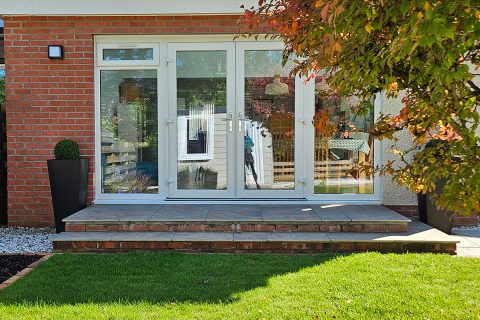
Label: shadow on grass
xmin=0 ymin=252 xmax=339 ymax=305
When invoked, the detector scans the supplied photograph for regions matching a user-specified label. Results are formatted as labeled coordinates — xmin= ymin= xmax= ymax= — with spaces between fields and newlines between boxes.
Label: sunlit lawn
xmin=0 ymin=252 xmax=479 ymax=319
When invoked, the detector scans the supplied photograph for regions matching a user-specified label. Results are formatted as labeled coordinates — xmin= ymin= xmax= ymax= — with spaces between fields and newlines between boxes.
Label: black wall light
xmin=48 ymin=45 xmax=64 ymax=59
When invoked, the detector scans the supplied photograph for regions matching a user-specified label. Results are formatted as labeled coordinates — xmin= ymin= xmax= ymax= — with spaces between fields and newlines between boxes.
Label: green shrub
xmin=0 ymin=78 xmax=5 ymax=107
xmin=54 ymin=139 xmax=80 ymax=160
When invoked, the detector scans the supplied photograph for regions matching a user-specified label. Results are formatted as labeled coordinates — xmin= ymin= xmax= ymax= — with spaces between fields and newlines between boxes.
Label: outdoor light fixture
xmin=48 ymin=45 xmax=64 ymax=59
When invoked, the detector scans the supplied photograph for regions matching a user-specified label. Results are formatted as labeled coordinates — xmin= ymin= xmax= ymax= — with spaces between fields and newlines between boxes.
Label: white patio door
xmin=167 ymin=42 xmax=236 ymax=198
xmin=167 ymin=42 xmax=305 ymax=198
xmin=235 ymin=42 xmax=305 ymax=199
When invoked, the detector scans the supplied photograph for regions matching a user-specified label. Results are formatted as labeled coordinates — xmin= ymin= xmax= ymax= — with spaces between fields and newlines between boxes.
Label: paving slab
xmin=172 ymin=232 xmax=234 ymax=242
xmin=328 ymin=205 xmax=411 ymax=222
xmin=310 ymin=204 xmax=354 ymax=221
xmin=268 ymin=232 xmax=330 ymax=242
xmin=260 ymin=205 xmax=314 ymax=214
xmin=64 ymin=204 xmax=411 ymax=225
xmin=327 ymin=221 xmax=458 ymax=243
xmin=51 ymin=232 xmax=113 ymax=241
xmin=64 ymin=205 xmax=159 ymax=222
xmin=449 ymin=235 xmax=480 ymax=248
xmin=262 ymin=209 xmax=322 ymax=223
xmin=233 ymin=232 xmax=269 ymax=242
xmin=149 ymin=205 xmax=210 ymax=222
xmin=456 ymin=247 xmax=480 ymax=258
xmin=207 ymin=205 xmax=263 ymax=222
xmin=110 ymin=232 xmax=175 ymax=242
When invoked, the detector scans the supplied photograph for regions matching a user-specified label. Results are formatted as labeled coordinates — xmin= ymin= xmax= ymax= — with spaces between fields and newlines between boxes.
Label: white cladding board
xmin=0 ymin=0 xmax=255 ymax=15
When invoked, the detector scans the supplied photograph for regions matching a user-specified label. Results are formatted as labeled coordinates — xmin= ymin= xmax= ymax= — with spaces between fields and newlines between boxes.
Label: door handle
xmin=221 ymin=112 xmax=233 ymax=132
xmin=238 ymin=112 xmax=246 ymax=132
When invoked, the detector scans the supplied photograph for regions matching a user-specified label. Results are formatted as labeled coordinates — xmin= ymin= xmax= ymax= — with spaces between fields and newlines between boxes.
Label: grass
xmin=0 ymin=252 xmax=479 ymax=319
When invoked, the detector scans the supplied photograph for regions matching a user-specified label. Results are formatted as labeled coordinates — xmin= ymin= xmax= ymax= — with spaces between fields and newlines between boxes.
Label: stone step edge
xmin=52 ymin=231 xmax=459 ymax=244
xmin=65 ymin=222 xmax=409 ymax=233
xmin=51 ymin=233 xmax=457 ymax=254
xmin=64 ymin=219 xmax=411 ymax=225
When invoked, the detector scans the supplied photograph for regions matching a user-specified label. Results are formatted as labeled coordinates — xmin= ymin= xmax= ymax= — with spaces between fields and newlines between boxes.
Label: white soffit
xmin=0 ymin=0 xmax=256 ymax=15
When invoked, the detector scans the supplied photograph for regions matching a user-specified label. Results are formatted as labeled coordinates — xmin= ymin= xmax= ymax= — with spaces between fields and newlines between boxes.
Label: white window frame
xmin=177 ymin=108 xmax=215 ymax=161
xmin=97 ymin=43 xmax=160 ymax=67
xmin=93 ymin=35 xmax=383 ymax=204
xmin=94 ymin=40 xmax=163 ymax=201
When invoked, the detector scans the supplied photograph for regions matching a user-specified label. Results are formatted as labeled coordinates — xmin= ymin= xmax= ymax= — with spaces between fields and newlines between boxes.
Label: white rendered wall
xmin=381 ymin=95 xmax=418 ymax=206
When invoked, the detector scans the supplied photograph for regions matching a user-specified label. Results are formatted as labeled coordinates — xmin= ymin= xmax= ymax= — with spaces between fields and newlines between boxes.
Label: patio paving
xmin=452 ymin=229 xmax=480 ymax=258
xmin=54 ymin=205 xmax=462 ymax=253
xmin=53 ymin=221 xmax=457 ymax=245
xmin=64 ymin=204 xmax=411 ymax=224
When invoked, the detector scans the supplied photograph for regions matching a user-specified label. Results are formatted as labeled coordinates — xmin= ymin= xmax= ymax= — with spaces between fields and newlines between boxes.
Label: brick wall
xmin=385 ymin=205 xmax=419 ymax=219
xmin=386 ymin=205 xmax=478 ymax=227
xmin=3 ymin=15 xmax=248 ymax=226
xmin=4 ymin=15 xmax=477 ymax=228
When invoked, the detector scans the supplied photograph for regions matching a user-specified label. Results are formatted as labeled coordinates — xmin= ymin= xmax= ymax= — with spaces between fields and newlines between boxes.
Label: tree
xmin=240 ymin=0 xmax=480 ymax=214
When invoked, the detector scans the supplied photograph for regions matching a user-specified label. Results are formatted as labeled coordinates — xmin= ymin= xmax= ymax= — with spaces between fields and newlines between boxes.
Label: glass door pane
xmin=236 ymin=44 xmax=304 ymax=198
xmin=313 ymin=76 xmax=374 ymax=194
xmin=100 ymin=70 xmax=158 ymax=194
xmin=243 ymin=50 xmax=296 ymax=190
xmin=168 ymin=44 xmax=235 ymax=198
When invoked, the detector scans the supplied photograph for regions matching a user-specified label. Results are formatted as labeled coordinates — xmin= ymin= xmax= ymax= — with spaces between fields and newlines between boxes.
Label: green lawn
xmin=0 ymin=252 xmax=479 ymax=319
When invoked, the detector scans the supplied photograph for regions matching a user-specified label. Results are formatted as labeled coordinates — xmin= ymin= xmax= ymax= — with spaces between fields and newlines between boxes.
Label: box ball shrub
xmin=54 ymin=139 xmax=80 ymax=160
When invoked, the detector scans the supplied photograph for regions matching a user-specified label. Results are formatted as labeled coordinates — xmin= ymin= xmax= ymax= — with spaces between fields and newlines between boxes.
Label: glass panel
xmin=176 ymin=51 xmax=228 ymax=190
xmin=103 ymin=48 xmax=154 ymax=61
xmin=313 ymin=76 xmax=374 ymax=194
xmin=100 ymin=70 xmax=158 ymax=193
xmin=244 ymin=50 xmax=296 ymax=190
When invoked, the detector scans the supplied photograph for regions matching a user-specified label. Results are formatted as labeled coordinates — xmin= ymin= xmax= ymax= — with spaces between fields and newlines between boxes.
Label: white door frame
xmin=166 ymin=42 xmax=236 ymax=198
xmin=234 ymin=42 xmax=306 ymax=199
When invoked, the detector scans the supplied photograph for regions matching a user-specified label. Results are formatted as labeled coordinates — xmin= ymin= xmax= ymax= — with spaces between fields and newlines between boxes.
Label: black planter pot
xmin=47 ymin=158 xmax=89 ymax=233
xmin=417 ymin=179 xmax=454 ymax=234
xmin=417 ymin=193 xmax=428 ymax=224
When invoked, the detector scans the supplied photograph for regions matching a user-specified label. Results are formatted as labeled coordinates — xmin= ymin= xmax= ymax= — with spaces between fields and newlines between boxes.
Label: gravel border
xmin=0 ymin=227 xmax=55 ymax=254
xmin=452 ymin=224 xmax=480 ymax=232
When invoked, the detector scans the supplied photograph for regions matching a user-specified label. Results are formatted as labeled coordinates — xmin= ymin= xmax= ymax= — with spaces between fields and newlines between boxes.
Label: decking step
xmin=52 ymin=221 xmax=458 ymax=254
xmin=64 ymin=204 xmax=411 ymax=233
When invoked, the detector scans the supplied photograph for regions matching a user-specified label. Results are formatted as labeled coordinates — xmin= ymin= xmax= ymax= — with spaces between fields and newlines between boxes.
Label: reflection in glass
xmin=244 ymin=50 xmax=296 ymax=190
xmin=176 ymin=51 xmax=228 ymax=190
xmin=103 ymin=48 xmax=154 ymax=61
xmin=100 ymin=70 xmax=158 ymax=193
xmin=313 ymin=77 xmax=374 ymax=194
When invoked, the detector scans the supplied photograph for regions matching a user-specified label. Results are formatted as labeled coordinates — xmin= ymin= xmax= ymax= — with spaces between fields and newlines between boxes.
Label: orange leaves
xmin=386 ymin=82 xmax=399 ymax=96
xmin=424 ymin=1 xmax=431 ymax=11
xmin=292 ymin=21 xmax=299 ymax=32
xmin=321 ymin=3 xmax=330 ymax=21
xmin=333 ymin=41 xmax=342 ymax=52
xmin=432 ymin=123 xmax=461 ymax=141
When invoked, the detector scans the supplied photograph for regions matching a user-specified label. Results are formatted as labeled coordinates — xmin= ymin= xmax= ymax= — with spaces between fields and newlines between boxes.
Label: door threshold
xmin=94 ymin=199 xmax=382 ymax=205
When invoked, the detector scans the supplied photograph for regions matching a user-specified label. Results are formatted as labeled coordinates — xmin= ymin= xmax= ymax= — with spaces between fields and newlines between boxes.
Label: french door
xmin=167 ymin=42 xmax=305 ymax=198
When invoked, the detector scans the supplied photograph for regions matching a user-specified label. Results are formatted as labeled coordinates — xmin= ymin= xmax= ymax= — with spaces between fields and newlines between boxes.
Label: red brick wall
xmin=384 ymin=205 xmax=419 ymax=219
xmin=386 ymin=205 xmax=478 ymax=227
xmin=3 ymin=15 xmax=247 ymax=226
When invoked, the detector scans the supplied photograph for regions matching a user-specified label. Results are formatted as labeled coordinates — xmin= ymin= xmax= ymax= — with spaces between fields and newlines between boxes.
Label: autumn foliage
xmin=240 ymin=0 xmax=480 ymax=214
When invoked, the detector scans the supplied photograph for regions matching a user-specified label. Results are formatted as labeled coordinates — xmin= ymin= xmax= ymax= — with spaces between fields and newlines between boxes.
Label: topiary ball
xmin=54 ymin=139 xmax=80 ymax=160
